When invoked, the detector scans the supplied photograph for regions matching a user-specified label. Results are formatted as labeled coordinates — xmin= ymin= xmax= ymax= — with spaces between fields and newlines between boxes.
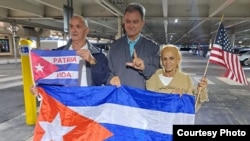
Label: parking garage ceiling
xmin=0 ymin=0 xmax=250 ymax=46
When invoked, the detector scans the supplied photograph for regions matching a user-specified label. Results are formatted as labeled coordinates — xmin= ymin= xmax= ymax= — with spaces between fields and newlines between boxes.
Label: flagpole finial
xmin=220 ymin=14 xmax=224 ymax=23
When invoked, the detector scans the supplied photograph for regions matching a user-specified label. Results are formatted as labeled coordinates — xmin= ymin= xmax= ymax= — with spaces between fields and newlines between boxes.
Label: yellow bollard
xmin=20 ymin=39 xmax=37 ymax=125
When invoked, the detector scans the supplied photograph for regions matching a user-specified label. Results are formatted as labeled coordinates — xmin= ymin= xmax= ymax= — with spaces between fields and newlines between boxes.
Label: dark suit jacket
xmin=107 ymin=35 xmax=160 ymax=89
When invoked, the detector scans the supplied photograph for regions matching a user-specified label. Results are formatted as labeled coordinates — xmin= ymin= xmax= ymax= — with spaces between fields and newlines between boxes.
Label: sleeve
xmin=90 ymin=53 xmax=109 ymax=86
xmin=106 ymin=49 xmax=115 ymax=85
xmin=146 ymin=73 xmax=157 ymax=91
xmin=140 ymin=43 xmax=161 ymax=79
xmin=187 ymin=75 xmax=194 ymax=94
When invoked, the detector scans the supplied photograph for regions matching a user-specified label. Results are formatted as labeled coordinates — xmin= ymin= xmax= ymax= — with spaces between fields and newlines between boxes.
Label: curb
xmin=0 ymin=112 xmax=35 ymax=141
xmin=26 ymin=137 xmax=33 ymax=141
xmin=0 ymin=59 xmax=21 ymax=64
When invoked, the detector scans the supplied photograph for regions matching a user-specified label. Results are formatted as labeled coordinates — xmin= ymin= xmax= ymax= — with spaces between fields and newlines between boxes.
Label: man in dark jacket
xmin=31 ymin=15 xmax=109 ymax=94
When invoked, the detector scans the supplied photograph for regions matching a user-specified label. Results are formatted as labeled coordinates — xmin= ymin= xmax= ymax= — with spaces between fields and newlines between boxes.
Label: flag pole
xmin=203 ymin=14 xmax=224 ymax=77
xmin=195 ymin=15 xmax=224 ymax=108
xmin=29 ymin=50 xmax=43 ymax=101
xmin=28 ymin=50 xmax=36 ymax=86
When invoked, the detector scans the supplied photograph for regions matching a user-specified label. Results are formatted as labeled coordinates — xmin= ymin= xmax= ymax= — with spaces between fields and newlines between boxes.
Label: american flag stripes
xmin=209 ymin=23 xmax=248 ymax=85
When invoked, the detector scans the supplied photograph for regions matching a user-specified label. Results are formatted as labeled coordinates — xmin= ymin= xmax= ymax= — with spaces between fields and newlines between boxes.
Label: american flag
xmin=209 ymin=23 xmax=248 ymax=85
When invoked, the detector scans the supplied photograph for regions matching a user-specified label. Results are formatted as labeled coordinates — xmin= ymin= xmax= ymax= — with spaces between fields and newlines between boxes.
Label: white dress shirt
xmin=69 ymin=44 xmax=88 ymax=86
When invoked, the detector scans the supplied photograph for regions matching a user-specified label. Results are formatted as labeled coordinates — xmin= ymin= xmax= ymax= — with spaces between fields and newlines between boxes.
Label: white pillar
xmin=231 ymin=34 xmax=235 ymax=47
xmin=12 ymin=32 xmax=17 ymax=65
xmin=209 ymin=38 xmax=213 ymax=49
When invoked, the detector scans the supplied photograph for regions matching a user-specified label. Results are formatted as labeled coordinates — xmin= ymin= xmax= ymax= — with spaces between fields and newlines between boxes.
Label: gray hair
xmin=71 ymin=15 xmax=88 ymax=27
xmin=124 ymin=3 xmax=146 ymax=20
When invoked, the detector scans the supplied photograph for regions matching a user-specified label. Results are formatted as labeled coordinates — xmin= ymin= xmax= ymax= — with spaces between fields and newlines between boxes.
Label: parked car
xmin=233 ymin=47 xmax=250 ymax=54
xmin=234 ymin=47 xmax=250 ymax=66
xmin=92 ymin=42 xmax=111 ymax=56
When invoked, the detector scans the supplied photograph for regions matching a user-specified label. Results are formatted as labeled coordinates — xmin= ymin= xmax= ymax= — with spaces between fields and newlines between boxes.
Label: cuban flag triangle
xmin=33 ymin=85 xmax=195 ymax=141
xmin=30 ymin=50 xmax=80 ymax=86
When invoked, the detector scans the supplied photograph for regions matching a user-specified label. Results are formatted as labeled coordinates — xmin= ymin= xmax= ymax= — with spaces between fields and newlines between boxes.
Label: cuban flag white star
xmin=39 ymin=113 xmax=76 ymax=141
xmin=35 ymin=63 xmax=44 ymax=72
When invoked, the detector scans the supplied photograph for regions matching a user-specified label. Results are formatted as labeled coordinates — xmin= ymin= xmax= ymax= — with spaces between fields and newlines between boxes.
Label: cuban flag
xmin=30 ymin=50 xmax=80 ymax=86
xmin=33 ymin=85 xmax=195 ymax=141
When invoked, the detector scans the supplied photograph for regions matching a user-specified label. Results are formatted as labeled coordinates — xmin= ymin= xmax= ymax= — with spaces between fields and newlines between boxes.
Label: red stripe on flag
xmin=223 ymin=51 xmax=248 ymax=84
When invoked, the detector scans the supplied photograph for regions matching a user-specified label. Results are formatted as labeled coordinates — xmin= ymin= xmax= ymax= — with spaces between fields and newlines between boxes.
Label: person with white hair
xmin=146 ymin=44 xmax=209 ymax=112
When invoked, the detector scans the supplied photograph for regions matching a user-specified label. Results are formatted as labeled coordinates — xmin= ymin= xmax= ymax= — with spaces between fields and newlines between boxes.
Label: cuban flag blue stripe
xmin=38 ymin=79 xmax=78 ymax=86
xmin=41 ymin=85 xmax=195 ymax=114
xmin=32 ymin=50 xmax=76 ymax=56
xmin=120 ymin=85 xmax=195 ymax=114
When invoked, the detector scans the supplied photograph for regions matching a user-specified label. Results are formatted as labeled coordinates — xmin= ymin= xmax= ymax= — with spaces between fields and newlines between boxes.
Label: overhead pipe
xmin=95 ymin=0 xmax=123 ymax=17
xmin=94 ymin=0 xmax=123 ymax=39
xmin=175 ymin=0 xmax=236 ymax=44
xmin=162 ymin=0 xmax=168 ymax=43
xmin=87 ymin=19 xmax=117 ymax=31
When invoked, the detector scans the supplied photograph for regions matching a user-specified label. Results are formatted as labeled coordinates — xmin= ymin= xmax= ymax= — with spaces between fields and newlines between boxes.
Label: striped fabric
xmin=209 ymin=23 xmax=248 ymax=85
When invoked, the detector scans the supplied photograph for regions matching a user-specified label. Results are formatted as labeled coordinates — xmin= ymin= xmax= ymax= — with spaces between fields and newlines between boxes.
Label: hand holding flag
xmin=76 ymin=49 xmax=96 ymax=65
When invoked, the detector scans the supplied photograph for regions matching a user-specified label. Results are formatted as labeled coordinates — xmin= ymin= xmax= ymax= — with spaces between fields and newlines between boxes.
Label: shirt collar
xmin=69 ymin=42 xmax=88 ymax=50
xmin=127 ymin=34 xmax=141 ymax=44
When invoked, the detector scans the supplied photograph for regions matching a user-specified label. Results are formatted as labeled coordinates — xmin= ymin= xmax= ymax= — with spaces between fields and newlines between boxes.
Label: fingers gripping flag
xmin=33 ymin=85 xmax=196 ymax=141
xmin=30 ymin=50 xmax=80 ymax=86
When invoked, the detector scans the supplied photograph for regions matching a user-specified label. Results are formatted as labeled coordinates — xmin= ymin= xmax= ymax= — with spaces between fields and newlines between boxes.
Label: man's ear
xmin=86 ymin=27 xmax=90 ymax=34
xmin=142 ymin=19 xmax=145 ymax=26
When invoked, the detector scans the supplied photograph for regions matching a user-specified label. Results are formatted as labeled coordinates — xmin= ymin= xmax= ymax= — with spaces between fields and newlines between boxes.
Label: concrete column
xmin=231 ymin=34 xmax=235 ymax=47
xmin=36 ymin=36 xmax=40 ymax=49
xmin=34 ymin=27 xmax=41 ymax=49
xmin=209 ymin=38 xmax=213 ymax=49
